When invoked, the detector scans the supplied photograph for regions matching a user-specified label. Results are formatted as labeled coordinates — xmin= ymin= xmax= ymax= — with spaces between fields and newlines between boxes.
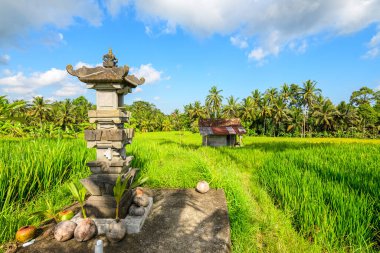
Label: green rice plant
xmin=29 ymin=198 xmax=61 ymax=223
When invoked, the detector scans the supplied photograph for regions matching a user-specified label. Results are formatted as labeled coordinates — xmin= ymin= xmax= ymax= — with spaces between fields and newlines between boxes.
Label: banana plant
xmin=67 ymin=182 xmax=87 ymax=219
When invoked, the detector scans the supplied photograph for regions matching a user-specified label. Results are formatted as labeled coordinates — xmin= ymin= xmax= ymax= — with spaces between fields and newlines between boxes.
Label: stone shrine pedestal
xmin=67 ymin=49 xmax=145 ymax=218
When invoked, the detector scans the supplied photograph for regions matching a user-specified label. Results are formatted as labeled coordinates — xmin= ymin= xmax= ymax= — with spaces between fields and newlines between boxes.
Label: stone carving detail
xmin=103 ymin=49 xmax=118 ymax=68
xmin=66 ymin=50 xmax=144 ymax=218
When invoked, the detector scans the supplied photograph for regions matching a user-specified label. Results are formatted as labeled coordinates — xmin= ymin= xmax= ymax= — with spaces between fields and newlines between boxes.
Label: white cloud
xmin=0 ymin=0 xmax=103 ymax=46
xmin=153 ymin=96 xmax=160 ymax=100
xmin=105 ymin=0 xmax=130 ymax=17
xmin=133 ymin=87 xmax=143 ymax=93
xmin=42 ymin=32 xmax=65 ymax=46
xmin=130 ymin=63 xmax=164 ymax=84
xmin=3 ymin=86 xmax=35 ymax=95
xmin=0 ymin=54 xmax=10 ymax=65
xmin=145 ymin=26 xmax=152 ymax=36
xmin=2 ymin=69 xmax=12 ymax=76
xmin=230 ymin=36 xmax=248 ymax=49
xmin=248 ymin=47 xmax=267 ymax=61
xmin=369 ymin=31 xmax=380 ymax=47
xmin=363 ymin=47 xmax=379 ymax=59
xmin=363 ymin=30 xmax=380 ymax=59
xmin=75 ymin=61 xmax=95 ymax=69
xmin=0 ymin=67 xmax=85 ymax=98
xmin=54 ymin=83 xmax=87 ymax=97
xmin=289 ymin=40 xmax=308 ymax=53
xmin=134 ymin=0 xmax=380 ymax=61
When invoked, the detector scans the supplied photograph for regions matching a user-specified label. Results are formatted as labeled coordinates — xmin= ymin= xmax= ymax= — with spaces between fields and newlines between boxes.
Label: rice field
xmin=0 ymin=133 xmax=379 ymax=252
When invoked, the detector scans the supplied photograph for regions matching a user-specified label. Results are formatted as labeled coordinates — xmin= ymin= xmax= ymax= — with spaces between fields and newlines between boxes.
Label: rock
xmin=128 ymin=204 xmax=145 ymax=216
xmin=106 ymin=220 xmax=126 ymax=243
xmin=133 ymin=194 xmax=149 ymax=207
xmin=196 ymin=181 xmax=210 ymax=194
xmin=134 ymin=187 xmax=144 ymax=197
xmin=54 ymin=221 xmax=77 ymax=242
xmin=74 ymin=218 xmax=97 ymax=242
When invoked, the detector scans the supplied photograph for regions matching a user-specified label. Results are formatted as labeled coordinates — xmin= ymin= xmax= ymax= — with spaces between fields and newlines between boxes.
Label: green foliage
xmin=113 ymin=173 xmax=148 ymax=220
xmin=29 ymin=199 xmax=60 ymax=223
xmin=0 ymin=138 xmax=93 ymax=243
xmin=130 ymin=132 xmax=380 ymax=252
xmin=67 ymin=181 xmax=87 ymax=219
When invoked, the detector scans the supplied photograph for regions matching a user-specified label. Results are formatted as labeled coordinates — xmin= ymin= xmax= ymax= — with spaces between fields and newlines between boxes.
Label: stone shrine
xmin=67 ymin=49 xmax=145 ymax=218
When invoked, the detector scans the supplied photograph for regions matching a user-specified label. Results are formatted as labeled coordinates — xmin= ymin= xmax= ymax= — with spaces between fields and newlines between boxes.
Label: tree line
xmin=126 ymin=81 xmax=380 ymax=138
xmin=0 ymin=80 xmax=379 ymax=138
xmin=0 ymin=96 xmax=94 ymax=138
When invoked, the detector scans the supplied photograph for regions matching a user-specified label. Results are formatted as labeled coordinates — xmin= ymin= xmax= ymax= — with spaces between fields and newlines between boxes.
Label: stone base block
xmin=124 ymin=197 xmax=153 ymax=234
xmin=86 ymin=157 xmax=133 ymax=174
xmin=88 ymin=110 xmax=130 ymax=124
xmin=72 ymin=197 xmax=153 ymax=235
xmin=84 ymin=192 xmax=131 ymax=218
xmin=81 ymin=168 xmax=136 ymax=195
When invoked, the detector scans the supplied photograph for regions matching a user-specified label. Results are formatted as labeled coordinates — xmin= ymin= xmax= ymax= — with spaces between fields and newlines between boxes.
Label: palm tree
xmin=251 ymin=89 xmax=262 ymax=106
xmin=205 ymin=86 xmax=223 ymax=118
xmin=272 ymin=98 xmax=289 ymax=136
xmin=0 ymin=96 xmax=26 ymax=121
xmin=265 ymin=88 xmax=278 ymax=105
xmin=298 ymin=80 xmax=321 ymax=137
xmin=29 ymin=96 xmax=51 ymax=126
xmin=280 ymin=83 xmax=291 ymax=105
xmin=312 ymin=99 xmax=338 ymax=131
xmin=55 ymin=99 xmax=76 ymax=130
xmin=222 ymin=96 xmax=240 ymax=118
xmin=240 ymin=97 xmax=256 ymax=122
xmin=189 ymin=101 xmax=207 ymax=120
xmin=162 ymin=119 xmax=172 ymax=131
xmin=289 ymin=83 xmax=301 ymax=107
xmin=259 ymin=99 xmax=272 ymax=135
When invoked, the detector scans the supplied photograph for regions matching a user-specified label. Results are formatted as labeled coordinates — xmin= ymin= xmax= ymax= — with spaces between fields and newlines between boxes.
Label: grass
xmin=130 ymin=133 xmax=380 ymax=252
xmin=0 ymin=138 xmax=94 ymax=243
xmin=0 ymin=133 xmax=379 ymax=252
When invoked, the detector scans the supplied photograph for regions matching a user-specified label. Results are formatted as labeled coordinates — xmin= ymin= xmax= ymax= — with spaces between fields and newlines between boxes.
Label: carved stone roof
xmin=66 ymin=65 xmax=145 ymax=88
xmin=66 ymin=50 xmax=145 ymax=88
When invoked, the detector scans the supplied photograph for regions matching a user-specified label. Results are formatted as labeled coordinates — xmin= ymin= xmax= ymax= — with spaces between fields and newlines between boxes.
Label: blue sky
xmin=0 ymin=0 xmax=379 ymax=113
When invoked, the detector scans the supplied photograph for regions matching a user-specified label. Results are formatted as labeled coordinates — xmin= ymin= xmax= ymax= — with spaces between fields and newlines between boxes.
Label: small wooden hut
xmin=198 ymin=118 xmax=246 ymax=147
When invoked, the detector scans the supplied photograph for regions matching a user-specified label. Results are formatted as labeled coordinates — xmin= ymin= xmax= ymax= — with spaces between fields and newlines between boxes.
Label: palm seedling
xmin=113 ymin=172 xmax=148 ymax=221
xmin=67 ymin=181 xmax=87 ymax=219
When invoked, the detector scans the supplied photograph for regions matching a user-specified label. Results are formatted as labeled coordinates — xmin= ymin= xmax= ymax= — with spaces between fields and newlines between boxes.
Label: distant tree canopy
xmin=0 ymin=82 xmax=379 ymax=138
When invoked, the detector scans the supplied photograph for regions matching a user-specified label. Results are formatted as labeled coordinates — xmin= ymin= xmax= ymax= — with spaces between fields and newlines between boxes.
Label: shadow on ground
xmin=18 ymin=189 xmax=231 ymax=253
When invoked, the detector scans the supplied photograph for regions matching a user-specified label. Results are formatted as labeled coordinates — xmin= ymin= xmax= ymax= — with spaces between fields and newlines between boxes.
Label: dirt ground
xmin=16 ymin=189 xmax=231 ymax=253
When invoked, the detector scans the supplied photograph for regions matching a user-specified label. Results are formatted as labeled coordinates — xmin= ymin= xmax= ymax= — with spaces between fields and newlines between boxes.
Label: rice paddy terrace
xmin=0 ymin=132 xmax=379 ymax=252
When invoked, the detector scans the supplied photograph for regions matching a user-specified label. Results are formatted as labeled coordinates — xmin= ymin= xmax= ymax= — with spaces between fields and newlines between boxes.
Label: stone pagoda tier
xmin=67 ymin=49 xmax=145 ymax=218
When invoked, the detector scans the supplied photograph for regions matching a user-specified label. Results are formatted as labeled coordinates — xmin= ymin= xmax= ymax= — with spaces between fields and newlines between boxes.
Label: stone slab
xmin=84 ymin=191 xmax=131 ymax=218
xmin=84 ymin=129 xmax=134 ymax=141
xmin=17 ymin=189 xmax=231 ymax=253
xmin=124 ymin=197 xmax=153 ymax=234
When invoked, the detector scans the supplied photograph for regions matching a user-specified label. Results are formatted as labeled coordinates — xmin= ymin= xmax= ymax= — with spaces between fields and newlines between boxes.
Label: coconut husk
xmin=74 ymin=218 xmax=97 ymax=242
xmin=54 ymin=221 xmax=77 ymax=242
